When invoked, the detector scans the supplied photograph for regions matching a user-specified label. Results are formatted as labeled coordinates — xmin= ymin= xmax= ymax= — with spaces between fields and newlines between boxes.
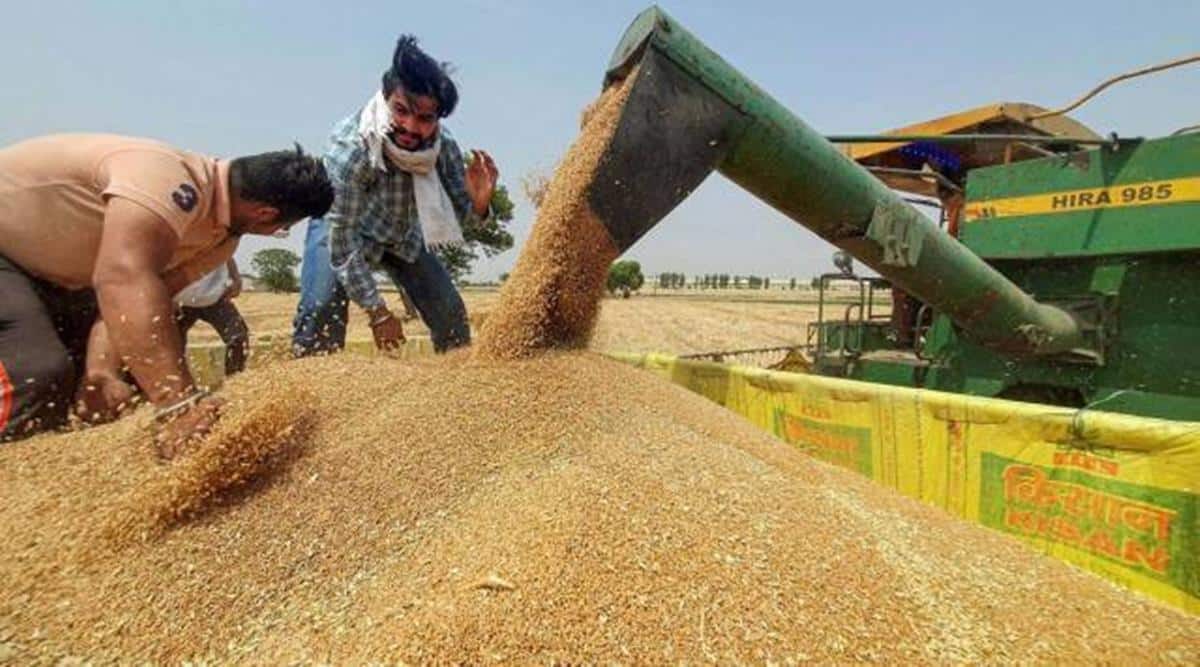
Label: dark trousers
xmin=377 ymin=249 xmax=471 ymax=352
xmin=292 ymin=218 xmax=349 ymax=355
xmin=178 ymin=298 xmax=249 ymax=376
xmin=0 ymin=255 xmax=98 ymax=441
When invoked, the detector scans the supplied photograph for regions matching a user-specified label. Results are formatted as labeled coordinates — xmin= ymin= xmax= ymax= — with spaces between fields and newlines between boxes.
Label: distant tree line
xmin=643 ymin=273 xmax=808 ymax=290
xmin=657 ymin=272 xmax=687 ymax=289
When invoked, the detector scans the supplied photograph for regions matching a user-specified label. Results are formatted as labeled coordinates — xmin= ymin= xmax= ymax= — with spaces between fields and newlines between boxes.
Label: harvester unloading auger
xmin=588 ymin=7 xmax=1200 ymax=420
xmin=588 ymin=7 xmax=1085 ymax=358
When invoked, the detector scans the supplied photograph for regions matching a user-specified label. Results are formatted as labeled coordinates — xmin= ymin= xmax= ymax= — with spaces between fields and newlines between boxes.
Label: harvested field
xmin=1 ymin=353 xmax=1197 ymax=663
xmin=193 ymin=290 xmax=489 ymax=347
xmin=590 ymin=296 xmax=821 ymax=354
xmin=191 ymin=290 xmax=821 ymax=356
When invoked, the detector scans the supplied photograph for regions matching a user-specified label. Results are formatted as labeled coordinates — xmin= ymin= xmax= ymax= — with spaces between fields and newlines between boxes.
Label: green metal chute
xmin=586 ymin=6 xmax=1085 ymax=358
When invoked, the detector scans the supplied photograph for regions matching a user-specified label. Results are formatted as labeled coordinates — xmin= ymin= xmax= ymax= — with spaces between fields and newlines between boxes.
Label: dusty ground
xmin=189 ymin=288 xmax=830 ymax=356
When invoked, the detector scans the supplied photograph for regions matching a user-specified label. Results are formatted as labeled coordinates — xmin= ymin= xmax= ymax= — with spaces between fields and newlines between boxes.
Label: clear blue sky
xmin=2 ymin=0 xmax=1197 ymax=280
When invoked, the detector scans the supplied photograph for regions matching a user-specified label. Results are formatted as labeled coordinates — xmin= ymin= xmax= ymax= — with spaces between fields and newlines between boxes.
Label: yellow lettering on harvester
xmin=964 ymin=176 xmax=1200 ymax=221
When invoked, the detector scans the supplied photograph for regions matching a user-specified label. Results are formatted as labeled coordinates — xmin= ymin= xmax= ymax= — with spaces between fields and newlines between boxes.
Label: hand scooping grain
xmin=153 ymin=393 xmax=225 ymax=460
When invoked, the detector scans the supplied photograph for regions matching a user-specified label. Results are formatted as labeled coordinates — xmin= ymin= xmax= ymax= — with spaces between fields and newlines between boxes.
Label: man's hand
xmin=155 ymin=394 xmax=225 ymax=460
xmin=225 ymin=273 xmax=243 ymax=300
xmin=465 ymin=149 xmax=499 ymax=216
xmin=75 ymin=319 xmax=139 ymax=423
xmin=74 ymin=371 xmax=138 ymax=424
xmin=224 ymin=258 xmax=242 ymax=299
xmin=368 ymin=306 xmax=406 ymax=351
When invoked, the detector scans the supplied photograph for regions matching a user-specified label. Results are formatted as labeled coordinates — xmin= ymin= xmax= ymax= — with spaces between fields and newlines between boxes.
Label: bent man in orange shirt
xmin=0 ymin=135 xmax=333 ymax=456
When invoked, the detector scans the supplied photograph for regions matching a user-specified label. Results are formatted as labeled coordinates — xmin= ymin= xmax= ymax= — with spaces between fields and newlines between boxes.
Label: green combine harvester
xmin=588 ymin=6 xmax=1200 ymax=421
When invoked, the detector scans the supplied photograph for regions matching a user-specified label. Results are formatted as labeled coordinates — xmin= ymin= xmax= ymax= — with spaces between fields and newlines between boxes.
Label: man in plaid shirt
xmin=293 ymin=35 xmax=498 ymax=356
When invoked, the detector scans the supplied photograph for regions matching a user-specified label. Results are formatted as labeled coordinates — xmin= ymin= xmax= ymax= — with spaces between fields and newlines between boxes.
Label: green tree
xmin=436 ymin=184 xmax=517 ymax=282
xmin=252 ymin=248 xmax=301 ymax=292
xmin=607 ymin=260 xmax=645 ymax=298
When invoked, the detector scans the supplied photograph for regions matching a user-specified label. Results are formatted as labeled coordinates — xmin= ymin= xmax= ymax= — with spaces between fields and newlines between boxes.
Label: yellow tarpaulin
xmin=612 ymin=352 xmax=1200 ymax=614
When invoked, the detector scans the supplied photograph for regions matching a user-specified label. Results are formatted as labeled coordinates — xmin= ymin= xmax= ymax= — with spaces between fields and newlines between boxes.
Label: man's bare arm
xmin=92 ymin=197 xmax=194 ymax=406
xmin=225 ymin=258 xmax=242 ymax=299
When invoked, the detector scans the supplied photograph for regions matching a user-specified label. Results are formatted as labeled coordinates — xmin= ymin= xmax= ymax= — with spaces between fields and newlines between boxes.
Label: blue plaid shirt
xmin=324 ymin=113 xmax=487 ymax=310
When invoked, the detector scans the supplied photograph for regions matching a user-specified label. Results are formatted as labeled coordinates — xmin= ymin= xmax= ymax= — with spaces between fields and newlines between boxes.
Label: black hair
xmin=381 ymin=35 xmax=459 ymax=118
xmin=229 ymin=144 xmax=334 ymax=222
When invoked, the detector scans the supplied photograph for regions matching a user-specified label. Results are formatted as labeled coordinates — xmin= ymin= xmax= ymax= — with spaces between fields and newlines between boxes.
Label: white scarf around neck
xmin=358 ymin=91 xmax=463 ymax=249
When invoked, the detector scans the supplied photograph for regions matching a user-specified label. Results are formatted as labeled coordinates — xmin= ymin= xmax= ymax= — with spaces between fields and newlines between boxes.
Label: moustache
xmin=392 ymin=130 xmax=422 ymax=145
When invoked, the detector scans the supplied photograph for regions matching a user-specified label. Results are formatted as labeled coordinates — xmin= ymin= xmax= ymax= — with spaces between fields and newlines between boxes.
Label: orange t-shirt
xmin=0 ymin=133 xmax=237 ymax=292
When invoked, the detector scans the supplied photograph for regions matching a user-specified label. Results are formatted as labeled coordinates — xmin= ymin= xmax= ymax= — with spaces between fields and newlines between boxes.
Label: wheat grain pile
xmin=0 ymin=353 xmax=1197 ymax=664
